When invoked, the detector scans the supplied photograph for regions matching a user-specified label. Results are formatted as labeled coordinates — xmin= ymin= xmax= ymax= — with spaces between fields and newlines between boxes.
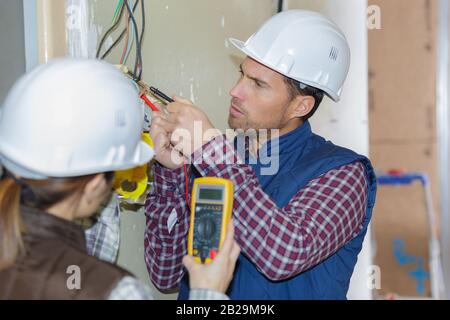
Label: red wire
xmin=140 ymin=93 xmax=160 ymax=112
xmin=183 ymin=163 xmax=189 ymax=205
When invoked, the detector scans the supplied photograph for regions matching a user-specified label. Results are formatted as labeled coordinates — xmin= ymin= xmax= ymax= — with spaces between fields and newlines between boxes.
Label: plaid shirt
xmin=144 ymin=135 xmax=368 ymax=290
xmin=85 ymin=194 xmax=121 ymax=264
xmin=108 ymin=277 xmax=229 ymax=300
xmin=84 ymin=196 xmax=228 ymax=300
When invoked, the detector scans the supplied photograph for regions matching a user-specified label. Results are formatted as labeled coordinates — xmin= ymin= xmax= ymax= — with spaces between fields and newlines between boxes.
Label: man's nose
xmin=229 ymin=81 xmax=244 ymax=100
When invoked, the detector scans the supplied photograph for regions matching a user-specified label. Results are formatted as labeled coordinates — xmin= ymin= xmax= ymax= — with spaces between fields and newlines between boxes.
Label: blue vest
xmin=179 ymin=122 xmax=377 ymax=300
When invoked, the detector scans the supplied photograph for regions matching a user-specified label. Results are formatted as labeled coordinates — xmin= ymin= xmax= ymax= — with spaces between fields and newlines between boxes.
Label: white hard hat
xmin=229 ymin=10 xmax=351 ymax=102
xmin=0 ymin=58 xmax=154 ymax=180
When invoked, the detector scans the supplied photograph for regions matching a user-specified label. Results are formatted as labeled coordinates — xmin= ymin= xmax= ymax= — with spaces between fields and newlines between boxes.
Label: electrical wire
xmin=112 ymin=0 xmax=124 ymax=23
xmin=97 ymin=0 xmax=145 ymax=81
xmin=100 ymin=30 xmax=126 ymax=60
xmin=138 ymin=0 xmax=145 ymax=79
xmin=123 ymin=0 xmax=142 ymax=79
xmin=184 ymin=163 xmax=189 ymax=205
xmin=96 ymin=2 xmax=126 ymax=59
xmin=100 ymin=0 xmax=139 ymax=60
xmin=278 ymin=0 xmax=284 ymax=12
xmin=120 ymin=1 xmax=131 ymax=64
xmin=123 ymin=25 xmax=135 ymax=64
xmin=122 ymin=0 xmax=136 ymax=65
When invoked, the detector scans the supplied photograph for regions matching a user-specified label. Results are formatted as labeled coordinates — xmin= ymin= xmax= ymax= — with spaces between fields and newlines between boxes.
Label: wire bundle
xmin=96 ymin=0 xmax=145 ymax=80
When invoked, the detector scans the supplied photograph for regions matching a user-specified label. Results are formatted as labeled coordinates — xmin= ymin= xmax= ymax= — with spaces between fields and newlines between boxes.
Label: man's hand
xmin=182 ymin=221 xmax=240 ymax=293
xmin=165 ymin=96 xmax=222 ymax=158
xmin=149 ymin=108 xmax=187 ymax=169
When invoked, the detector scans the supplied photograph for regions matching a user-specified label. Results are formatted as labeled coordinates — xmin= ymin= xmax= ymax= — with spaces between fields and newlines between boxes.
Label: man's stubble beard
xmin=228 ymin=115 xmax=279 ymax=142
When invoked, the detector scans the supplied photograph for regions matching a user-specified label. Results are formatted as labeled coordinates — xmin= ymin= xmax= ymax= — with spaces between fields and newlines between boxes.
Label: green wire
xmin=112 ymin=0 xmax=124 ymax=23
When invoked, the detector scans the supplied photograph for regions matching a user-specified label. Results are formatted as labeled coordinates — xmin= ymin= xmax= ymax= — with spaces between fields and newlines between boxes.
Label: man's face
xmin=228 ymin=57 xmax=294 ymax=132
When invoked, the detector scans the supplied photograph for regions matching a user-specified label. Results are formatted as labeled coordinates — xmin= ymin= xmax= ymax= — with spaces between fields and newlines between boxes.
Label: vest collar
xmin=255 ymin=121 xmax=313 ymax=165
xmin=21 ymin=206 xmax=87 ymax=252
xmin=271 ymin=120 xmax=312 ymax=154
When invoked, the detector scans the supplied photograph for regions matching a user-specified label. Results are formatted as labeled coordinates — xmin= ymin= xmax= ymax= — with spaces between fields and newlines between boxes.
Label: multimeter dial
xmin=197 ymin=215 xmax=216 ymax=240
xmin=193 ymin=203 xmax=223 ymax=262
xmin=188 ymin=178 xmax=233 ymax=264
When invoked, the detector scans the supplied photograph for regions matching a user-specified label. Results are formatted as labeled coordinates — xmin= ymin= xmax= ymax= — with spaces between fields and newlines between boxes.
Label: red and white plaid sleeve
xmin=192 ymin=135 xmax=368 ymax=281
xmin=144 ymin=163 xmax=190 ymax=291
xmin=145 ymin=134 xmax=368 ymax=288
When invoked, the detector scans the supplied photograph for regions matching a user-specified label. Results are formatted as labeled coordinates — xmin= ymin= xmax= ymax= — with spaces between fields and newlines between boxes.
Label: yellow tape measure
xmin=188 ymin=177 xmax=234 ymax=264
xmin=113 ymin=132 xmax=153 ymax=201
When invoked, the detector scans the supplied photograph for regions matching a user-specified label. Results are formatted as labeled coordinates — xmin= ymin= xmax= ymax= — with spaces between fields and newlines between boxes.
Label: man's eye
xmin=255 ymin=81 xmax=263 ymax=88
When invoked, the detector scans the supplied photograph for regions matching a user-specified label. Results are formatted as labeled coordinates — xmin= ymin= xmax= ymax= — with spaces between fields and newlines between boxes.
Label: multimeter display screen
xmin=199 ymin=188 xmax=223 ymax=201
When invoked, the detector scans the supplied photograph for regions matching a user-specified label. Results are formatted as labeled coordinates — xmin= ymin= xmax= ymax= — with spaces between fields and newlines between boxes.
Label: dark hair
xmin=284 ymin=77 xmax=324 ymax=121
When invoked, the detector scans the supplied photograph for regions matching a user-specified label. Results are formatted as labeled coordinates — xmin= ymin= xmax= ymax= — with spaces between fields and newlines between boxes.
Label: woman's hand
xmin=182 ymin=220 xmax=240 ymax=293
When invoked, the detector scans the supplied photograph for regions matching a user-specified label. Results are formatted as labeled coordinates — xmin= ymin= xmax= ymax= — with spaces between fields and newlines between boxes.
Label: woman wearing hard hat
xmin=0 ymin=59 xmax=240 ymax=299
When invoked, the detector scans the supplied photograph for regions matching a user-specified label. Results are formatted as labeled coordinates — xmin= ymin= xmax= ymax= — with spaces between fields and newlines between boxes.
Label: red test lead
xmin=140 ymin=92 xmax=160 ymax=112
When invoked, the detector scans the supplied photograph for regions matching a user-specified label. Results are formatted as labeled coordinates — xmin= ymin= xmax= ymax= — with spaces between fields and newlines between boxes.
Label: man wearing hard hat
xmin=145 ymin=10 xmax=377 ymax=300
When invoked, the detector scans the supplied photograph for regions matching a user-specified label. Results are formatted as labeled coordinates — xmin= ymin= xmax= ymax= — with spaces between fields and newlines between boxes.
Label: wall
xmin=93 ymin=0 xmax=276 ymax=131
xmin=0 ymin=1 xmax=27 ymax=104
xmin=285 ymin=0 xmax=372 ymax=300
xmin=0 ymin=0 xmax=28 ymax=179
xmin=23 ymin=0 xmax=40 ymax=71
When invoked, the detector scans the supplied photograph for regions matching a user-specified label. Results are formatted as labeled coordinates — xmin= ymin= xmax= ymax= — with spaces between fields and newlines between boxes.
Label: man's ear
xmin=289 ymin=95 xmax=316 ymax=119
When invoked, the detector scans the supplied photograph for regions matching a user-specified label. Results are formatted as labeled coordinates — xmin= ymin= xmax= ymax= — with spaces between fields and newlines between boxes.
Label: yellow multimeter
xmin=188 ymin=177 xmax=234 ymax=264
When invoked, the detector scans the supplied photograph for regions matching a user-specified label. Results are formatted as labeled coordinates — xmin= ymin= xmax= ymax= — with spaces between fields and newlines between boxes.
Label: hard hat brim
xmin=229 ymin=38 xmax=247 ymax=54
xmin=135 ymin=141 xmax=155 ymax=168
xmin=0 ymin=141 xmax=155 ymax=180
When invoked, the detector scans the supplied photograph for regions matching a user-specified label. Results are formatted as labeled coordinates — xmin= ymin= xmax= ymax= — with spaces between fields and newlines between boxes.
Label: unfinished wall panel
xmin=369 ymin=0 xmax=439 ymax=298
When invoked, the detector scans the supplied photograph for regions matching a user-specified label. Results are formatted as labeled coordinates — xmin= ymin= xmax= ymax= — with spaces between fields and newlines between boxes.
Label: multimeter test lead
xmin=140 ymin=92 xmax=160 ymax=112
xmin=149 ymin=86 xmax=175 ymax=103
